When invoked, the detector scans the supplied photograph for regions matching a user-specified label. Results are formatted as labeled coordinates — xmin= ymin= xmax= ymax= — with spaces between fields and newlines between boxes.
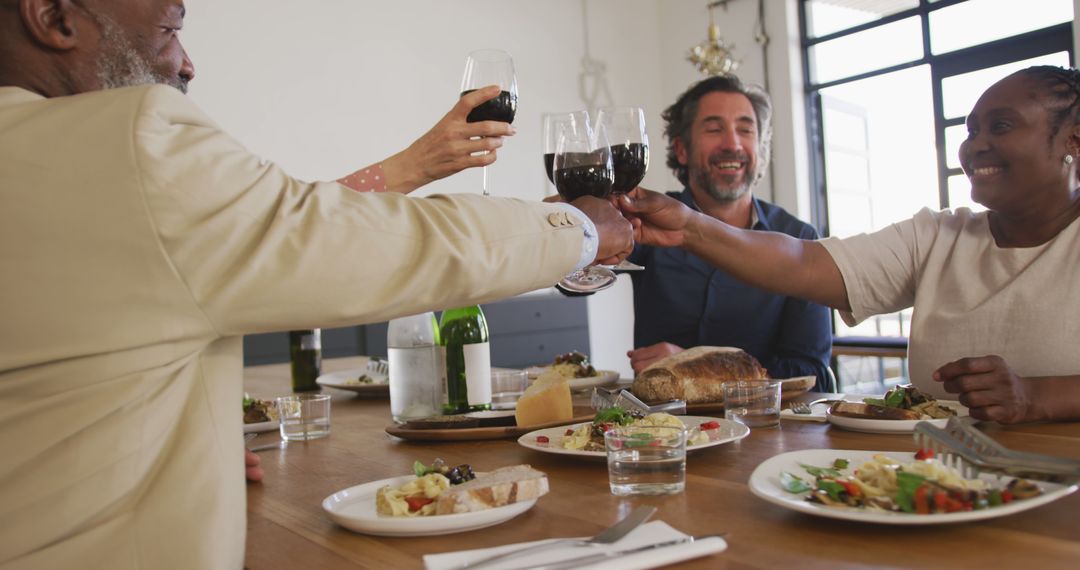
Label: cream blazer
xmin=0 ymin=85 xmax=584 ymax=569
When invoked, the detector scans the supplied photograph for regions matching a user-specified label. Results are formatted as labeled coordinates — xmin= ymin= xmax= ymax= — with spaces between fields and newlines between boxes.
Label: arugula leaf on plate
xmin=780 ymin=471 xmax=813 ymax=493
xmin=799 ymin=462 xmax=843 ymax=479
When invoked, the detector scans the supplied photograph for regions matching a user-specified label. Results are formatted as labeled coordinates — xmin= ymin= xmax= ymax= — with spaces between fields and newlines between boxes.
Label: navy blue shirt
xmin=629 ymin=189 xmax=834 ymax=391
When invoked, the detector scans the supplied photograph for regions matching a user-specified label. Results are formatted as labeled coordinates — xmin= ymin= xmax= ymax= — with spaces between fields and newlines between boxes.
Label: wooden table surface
xmin=244 ymin=357 xmax=1080 ymax=569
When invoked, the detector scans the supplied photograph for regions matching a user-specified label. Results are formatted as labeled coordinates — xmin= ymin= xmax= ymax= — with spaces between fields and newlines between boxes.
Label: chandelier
xmin=687 ymin=0 xmax=741 ymax=77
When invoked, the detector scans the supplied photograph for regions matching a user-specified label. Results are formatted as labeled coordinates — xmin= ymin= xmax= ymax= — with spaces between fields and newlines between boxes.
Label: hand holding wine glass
xmin=379 ymin=87 xmax=515 ymax=194
xmin=460 ymin=49 xmax=518 ymax=196
xmin=551 ymin=117 xmax=621 ymax=294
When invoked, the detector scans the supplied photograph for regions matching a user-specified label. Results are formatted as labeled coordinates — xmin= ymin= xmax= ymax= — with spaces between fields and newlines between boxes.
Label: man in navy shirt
xmin=627 ymin=75 xmax=834 ymax=391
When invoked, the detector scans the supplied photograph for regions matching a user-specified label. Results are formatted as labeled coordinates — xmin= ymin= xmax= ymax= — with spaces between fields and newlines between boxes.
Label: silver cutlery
xmin=914 ymin=416 xmax=1080 ymax=483
xmin=508 ymin=534 xmax=726 ymax=570
xmin=789 ymin=401 xmax=813 ymax=415
xmin=458 ymin=506 xmax=657 ymax=570
xmin=367 ymin=357 xmax=389 ymax=377
xmin=248 ymin=441 xmax=284 ymax=452
xmin=591 ymin=387 xmax=685 ymax=416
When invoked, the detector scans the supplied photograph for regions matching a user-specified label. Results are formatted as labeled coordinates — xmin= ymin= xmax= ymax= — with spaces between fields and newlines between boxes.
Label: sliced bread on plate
xmin=435 ymin=465 xmax=549 ymax=515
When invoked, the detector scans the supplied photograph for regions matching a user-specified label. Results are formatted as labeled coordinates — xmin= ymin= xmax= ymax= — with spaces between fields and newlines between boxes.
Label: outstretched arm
xmin=619 ymin=188 xmax=851 ymax=311
xmin=338 ymin=85 xmax=514 ymax=194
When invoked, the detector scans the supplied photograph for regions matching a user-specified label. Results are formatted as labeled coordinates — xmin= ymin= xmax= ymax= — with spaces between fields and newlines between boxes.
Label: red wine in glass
xmin=609 ymin=142 xmax=649 ymax=195
xmin=461 ymin=89 xmax=517 ymax=124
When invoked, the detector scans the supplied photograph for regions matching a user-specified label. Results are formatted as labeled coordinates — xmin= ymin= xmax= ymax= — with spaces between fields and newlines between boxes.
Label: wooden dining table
xmin=243 ymin=356 xmax=1080 ymax=569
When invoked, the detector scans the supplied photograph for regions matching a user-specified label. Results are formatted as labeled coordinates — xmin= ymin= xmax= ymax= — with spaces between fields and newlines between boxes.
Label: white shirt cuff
xmin=549 ymin=202 xmax=598 ymax=271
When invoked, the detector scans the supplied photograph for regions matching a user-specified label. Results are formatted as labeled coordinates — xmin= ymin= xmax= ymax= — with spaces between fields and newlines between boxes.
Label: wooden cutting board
xmin=385 ymin=414 xmax=596 ymax=442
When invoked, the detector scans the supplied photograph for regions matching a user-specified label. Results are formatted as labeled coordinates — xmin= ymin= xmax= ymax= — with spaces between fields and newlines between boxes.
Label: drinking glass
xmin=551 ymin=119 xmax=618 ymax=295
xmin=605 ymin=425 xmax=687 ymax=496
xmin=541 ymin=111 xmax=591 ymax=196
xmin=723 ymin=381 xmax=781 ymax=429
xmin=275 ymin=394 xmax=332 ymax=441
xmin=460 ymin=49 xmax=518 ymax=196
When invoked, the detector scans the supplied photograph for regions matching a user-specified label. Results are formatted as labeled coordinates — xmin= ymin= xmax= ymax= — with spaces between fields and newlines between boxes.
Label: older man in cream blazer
xmin=0 ymin=1 xmax=633 ymax=568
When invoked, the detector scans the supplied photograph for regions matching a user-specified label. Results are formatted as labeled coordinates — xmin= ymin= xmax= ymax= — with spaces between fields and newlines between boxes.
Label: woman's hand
xmin=618 ymin=187 xmax=696 ymax=248
xmin=933 ymin=355 xmax=1039 ymax=424
xmin=382 ymin=85 xmax=515 ymax=194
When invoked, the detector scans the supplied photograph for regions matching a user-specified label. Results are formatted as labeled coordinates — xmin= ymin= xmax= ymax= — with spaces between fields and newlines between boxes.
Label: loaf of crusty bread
xmin=631 ymin=346 xmax=769 ymax=404
xmin=828 ymin=401 xmax=922 ymax=421
xmin=434 ymin=465 xmax=549 ymax=515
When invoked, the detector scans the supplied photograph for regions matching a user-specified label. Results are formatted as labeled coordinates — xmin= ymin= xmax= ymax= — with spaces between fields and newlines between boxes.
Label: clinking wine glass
xmin=460 ymin=49 xmax=518 ymax=196
xmin=542 ymin=110 xmax=591 ymax=197
xmin=551 ymin=119 xmax=618 ymax=295
xmin=595 ymin=106 xmax=650 ymax=273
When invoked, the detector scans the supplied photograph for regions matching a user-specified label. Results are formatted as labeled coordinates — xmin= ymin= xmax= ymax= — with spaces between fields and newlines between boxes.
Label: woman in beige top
xmin=621 ymin=65 xmax=1080 ymax=424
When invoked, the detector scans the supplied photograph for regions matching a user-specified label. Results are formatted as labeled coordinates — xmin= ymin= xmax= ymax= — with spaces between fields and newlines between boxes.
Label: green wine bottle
xmin=289 ymin=329 xmax=322 ymax=392
xmin=439 ymin=306 xmax=491 ymax=413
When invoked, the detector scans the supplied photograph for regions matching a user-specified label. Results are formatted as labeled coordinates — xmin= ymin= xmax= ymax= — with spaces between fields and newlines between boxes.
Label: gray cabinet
xmin=242 ymin=292 xmax=589 ymax=369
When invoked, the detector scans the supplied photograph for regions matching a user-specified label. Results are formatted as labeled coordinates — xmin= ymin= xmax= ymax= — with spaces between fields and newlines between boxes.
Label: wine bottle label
xmin=300 ymin=331 xmax=321 ymax=351
xmin=462 ymin=342 xmax=492 ymax=406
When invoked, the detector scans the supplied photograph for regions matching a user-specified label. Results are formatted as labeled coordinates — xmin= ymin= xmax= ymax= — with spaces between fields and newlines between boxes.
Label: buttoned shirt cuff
xmin=549 ymin=202 xmax=598 ymax=271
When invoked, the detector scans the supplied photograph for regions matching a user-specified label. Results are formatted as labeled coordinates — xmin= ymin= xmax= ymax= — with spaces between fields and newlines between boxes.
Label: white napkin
xmin=423 ymin=520 xmax=726 ymax=570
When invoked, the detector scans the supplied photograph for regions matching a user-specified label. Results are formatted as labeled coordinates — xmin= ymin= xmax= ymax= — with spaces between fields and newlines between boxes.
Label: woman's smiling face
xmin=960 ymin=73 xmax=1077 ymax=214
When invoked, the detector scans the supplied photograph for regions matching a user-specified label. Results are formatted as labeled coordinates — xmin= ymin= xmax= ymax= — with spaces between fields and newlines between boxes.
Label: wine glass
xmin=595 ymin=106 xmax=649 ymax=195
xmin=541 ymin=111 xmax=591 ymax=196
xmin=595 ymin=106 xmax=650 ymax=272
xmin=551 ymin=118 xmax=618 ymax=295
xmin=460 ymin=49 xmax=518 ymax=196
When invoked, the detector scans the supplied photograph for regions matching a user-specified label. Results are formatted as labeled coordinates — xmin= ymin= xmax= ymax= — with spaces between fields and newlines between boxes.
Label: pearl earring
xmin=1066 ymin=154 xmax=1075 ymax=165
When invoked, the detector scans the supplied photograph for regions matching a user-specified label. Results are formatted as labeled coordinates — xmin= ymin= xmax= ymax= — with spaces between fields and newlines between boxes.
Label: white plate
xmin=826 ymin=400 xmax=968 ymax=434
xmin=316 ymin=367 xmax=389 ymax=395
xmin=517 ymin=416 xmax=749 ymax=458
xmin=525 ymin=367 xmax=620 ymax=392
xmin=243 ymin=420 xmax=279 ymax=434
xmin=748 ymin=449 xmax=1077 ymax=525
xmin=322 ymin=475 xmax=536 ymax=536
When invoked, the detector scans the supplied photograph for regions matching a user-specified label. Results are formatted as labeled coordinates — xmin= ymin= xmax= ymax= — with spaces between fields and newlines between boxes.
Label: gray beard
xmin=691 ymin=166 xmax=752 ymax=203
xmin=94 ymin=14 xmax=188 ymax=94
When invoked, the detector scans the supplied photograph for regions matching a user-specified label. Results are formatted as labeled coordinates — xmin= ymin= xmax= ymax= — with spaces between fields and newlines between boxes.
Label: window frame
xmin=799 ymin=0 xmax=1074 ymax=237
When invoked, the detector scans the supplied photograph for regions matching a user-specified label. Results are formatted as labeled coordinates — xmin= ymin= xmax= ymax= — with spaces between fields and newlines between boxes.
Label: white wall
xmin=181 ymin=0 xmax=681 ymax=377
xmin=183 ymin=0 xmax=671 ymax=199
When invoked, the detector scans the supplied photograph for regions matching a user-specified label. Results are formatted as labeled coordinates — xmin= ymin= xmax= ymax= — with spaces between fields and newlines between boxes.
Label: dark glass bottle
xmin=439 ymin=306 xmax=491 ymax=413
xmin=289 ymin=329 xmax=322 ymax=392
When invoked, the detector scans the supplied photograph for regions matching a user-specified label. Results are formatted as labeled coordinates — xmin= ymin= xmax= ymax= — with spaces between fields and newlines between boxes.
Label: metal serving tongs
xmin=913 ymin=416 xmax=1080 ymax=484
xmin=591 ymin=387 xmax=686 ymax=416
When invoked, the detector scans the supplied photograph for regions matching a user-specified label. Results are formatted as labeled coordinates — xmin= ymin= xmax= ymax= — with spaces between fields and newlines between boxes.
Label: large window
xmin=799 ymin=0 xmax=1074 ymax=390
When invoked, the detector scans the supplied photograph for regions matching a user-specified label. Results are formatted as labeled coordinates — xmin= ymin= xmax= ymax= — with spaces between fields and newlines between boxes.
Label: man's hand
xmin=245 ymin=449 xmax=264 ymax=483
xmin=933 ymin=355 xmax=1039 ymax=424
xmin=382 ymin=85 xmax=514 ymax=194
xmin=627 ymin=342 xmax=684 ymax=375
xmin=618 ymin=188 xmax=696 ymax=248
xmin=569 ymin=196 xmax=634 ymax=264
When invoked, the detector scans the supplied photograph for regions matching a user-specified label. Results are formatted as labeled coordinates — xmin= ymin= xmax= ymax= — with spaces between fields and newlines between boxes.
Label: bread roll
xmin=435 ymin=465 xmax=549 ymax=515
xmin=631 ymin=346 xmax=768 ymax=404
